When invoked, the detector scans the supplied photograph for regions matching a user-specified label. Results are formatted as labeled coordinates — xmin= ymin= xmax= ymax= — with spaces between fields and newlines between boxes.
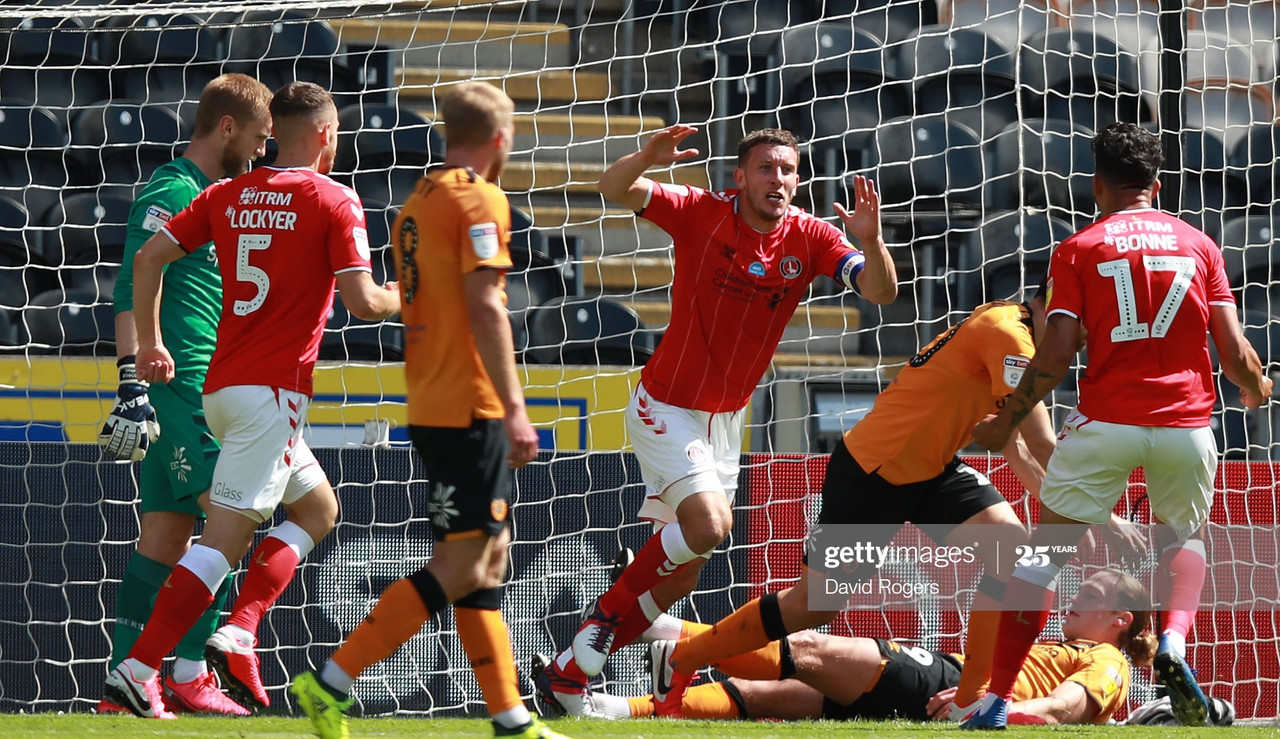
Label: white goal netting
xmin=1 ymin=0 xmax=1278 ymax=722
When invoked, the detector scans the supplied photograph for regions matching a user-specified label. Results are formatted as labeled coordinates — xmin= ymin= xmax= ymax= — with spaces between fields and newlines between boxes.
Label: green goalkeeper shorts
xmin=139 ymin=374 xmax=220 ymax=516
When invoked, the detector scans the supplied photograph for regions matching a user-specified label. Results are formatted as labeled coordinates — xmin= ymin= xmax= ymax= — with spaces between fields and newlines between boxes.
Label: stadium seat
xmin=1220 ymin=215 xmax=1280 ymax=313
xmin=40 ymin=191 xmax=133 ymax=263
xmin=335 ymin=104 xmax=443 ymax=175
xmin=0 ymin=101 xmax=73 ymax=223
xmin=0 ymin=16 xmax=111 ymax=126
xmin=1150 ymin=126 xmax=1247 ymax=240
xmin=101 ymin=14 xmax=222 ymax=129
xmin=349 ymin=168 xmax=427 ymax=213
xmin=809 ymin=0 xmax=939 ymax=45
xmin=867 ymin=115 xmax=985 ymax=211
xmin=224 ymin=11 xmax=363 ymax=109
xmin=776 ymin=24 xmax=906 ymax=205
xmin=509 ymin=206 xmax=547 ymax=257
xmin=507 ymin=247 xmax=567 ymax=355
xmin=943 ymin=0 xmax=1055 ymax=53
xmin=1195 ymin=0 xmax=1279 ymax=83
xmin=525 ymin=296 xmax=654 ymax=366
xmin=1065 ymin=0 xmax=1158 ymax=56
xmin=24 ymin=288 xmax=115 ymax=356
xmin=1228 ymin=124 xmax=1280 ymax=211
xmin=693 ymin=0 xmax=812 ymax=115
xmin=362 ymin=201 xmax=400 ymax=253
xmin=319 ymin=246 xmax=403 ymax=361
xmin=989 ymin=118 xmax=1096 ymax=226
xmin=955 ymin=209 xmax=1074 ymax=310
xmin=69 ymin=101 xmax=186 ymax=187
xmin=897 ymin=26 xmax=1018 ymax=139
xmin=1182 ymin=82 xmax=1275 ymax=153
xmin=1021 ymin=29 xmax=1151 ymax=131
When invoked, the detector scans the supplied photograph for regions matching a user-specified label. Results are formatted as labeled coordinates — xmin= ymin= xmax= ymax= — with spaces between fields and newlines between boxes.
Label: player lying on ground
xmin=588 ymin=569 xmax=1165 ymax=725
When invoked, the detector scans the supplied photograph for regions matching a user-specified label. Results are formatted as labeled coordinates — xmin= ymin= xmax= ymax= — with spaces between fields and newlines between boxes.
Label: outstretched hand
xmin=642 ymin=125 xmax=701 ymax=168
xmin=834 ymin=175 xmax=882 ymax=247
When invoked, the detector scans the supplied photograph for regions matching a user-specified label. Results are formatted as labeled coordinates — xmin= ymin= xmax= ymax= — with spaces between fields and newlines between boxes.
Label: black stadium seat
xmin=989 ymin=118 xmax=1096 ymax=226
xmin=335 ymin=104 xmax=443 ymax=175
xmin=1229 ymin=124 xmax=1280 ymax=211
xmin=507 ymin=246 xmax=567 ymax=355
xmin=811 ymin=0 xmax=939 ymax=45
xmin=1020 ymin=28 xmax=1150 ymax=130
xmin=103 ymin=14 xmax=222 ymax=131
xmin=898 ymin=26 xmax=1018 ymax=139
xmin=70 ymin=101 xmax=186 ymax=187
xmin=24 ymin=288 xmax=115 ymax=356
xmin=0 ymin=16 xmax=111 ymax=126
xmin=0 ymin=101 xmax=72 ymax=222
xmin=224 ymin=11 xmax=363 ymax=109
xmin=1220 ymin=216 xmax=1280 ymax=314
xmin=525 ymin=296 xmax=654 ymax=366
xmin=40 ymin=192 xmax=133 ymax=271
xmin=956 ymin=209 xmax=1073 ymax=309
xmin=868 ymin=115 xmax=985 ymax=210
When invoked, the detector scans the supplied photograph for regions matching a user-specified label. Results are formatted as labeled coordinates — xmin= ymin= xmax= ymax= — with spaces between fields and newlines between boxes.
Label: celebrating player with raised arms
xmin=104 ymin=81 xmax=400 ymax=719
xmin=537 ymin=124 xmax=897 ymax=716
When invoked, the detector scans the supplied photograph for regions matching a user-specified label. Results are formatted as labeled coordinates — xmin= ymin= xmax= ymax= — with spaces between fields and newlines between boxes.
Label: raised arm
xmin=1208 ymin=303 xmax=1273 ymax=409
xmin=597 ymin=124 xmax=700 ymax=212
xmin=834 ymin=175 xmax=895 ymax=305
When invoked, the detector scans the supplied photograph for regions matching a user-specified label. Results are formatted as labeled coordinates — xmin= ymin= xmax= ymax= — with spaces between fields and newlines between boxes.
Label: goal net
xmin=1 ymin=0 xmax=1278 ymax=722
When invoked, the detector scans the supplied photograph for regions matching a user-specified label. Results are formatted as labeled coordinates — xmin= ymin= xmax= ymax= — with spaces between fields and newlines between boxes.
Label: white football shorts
xmin=204 ymin=385 xmax=325 ymax=522
xmin=1039 ymin=410 xmax=1218 ymax=541
xmin=626 ymin=382 xmax=744 ymax=541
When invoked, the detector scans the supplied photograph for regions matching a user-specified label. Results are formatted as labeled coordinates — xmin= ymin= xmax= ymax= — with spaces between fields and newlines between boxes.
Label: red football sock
xmin=987 ymin=581 xmax=1055 ymax=700
xmin=129 ymin=566 xmax=215 ymax=670
xmin=1159 ymin=541 xmax=1207 ymax=638
xmin=596 ymin=534 xmax=686 ymax=616
xmin=227 ymin=535 xmax=300 ymax=635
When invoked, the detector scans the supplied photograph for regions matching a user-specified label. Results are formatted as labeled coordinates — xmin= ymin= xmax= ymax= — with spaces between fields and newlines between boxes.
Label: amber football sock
xmin=455 ymin=607 xmax=524 ymax=717
xmin=332 ymin=578 xmax=432 ymax=680
xmin=672 ymin=597 xmax=771 ymax=672
xmin=954 ymin=584 xmax=1004 ymax=705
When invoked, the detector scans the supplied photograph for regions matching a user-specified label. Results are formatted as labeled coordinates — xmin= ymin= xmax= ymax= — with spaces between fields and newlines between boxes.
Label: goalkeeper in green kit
xmin=99 ymin=74 xmax=281 ymax=717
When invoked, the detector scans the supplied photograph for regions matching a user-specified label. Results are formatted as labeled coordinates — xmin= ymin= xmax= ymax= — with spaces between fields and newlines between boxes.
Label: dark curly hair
xmin=1092 ymin=122 xmax=1163 ymax=190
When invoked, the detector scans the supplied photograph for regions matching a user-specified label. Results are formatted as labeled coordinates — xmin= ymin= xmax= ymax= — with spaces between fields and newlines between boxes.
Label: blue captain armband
xmin=835 ymin=252 xmax=866 ymax=292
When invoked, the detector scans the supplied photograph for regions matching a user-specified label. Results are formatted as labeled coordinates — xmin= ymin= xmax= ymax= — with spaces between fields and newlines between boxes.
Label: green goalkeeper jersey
xmin=113 ymin=157 xmax=221 ymax=379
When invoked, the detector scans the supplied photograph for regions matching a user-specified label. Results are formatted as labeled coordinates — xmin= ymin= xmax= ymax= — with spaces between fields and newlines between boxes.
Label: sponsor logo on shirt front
xmin=1003 ymin=355 xmax=1030 ymax=388
xmin=469 ymin=222 xmax=500 ymax=259
xmin=780 ymin=255 xmax=802 ymax=279
xmin=141 ymin=204 xmax=172 ymax=233
xmin=748 ymin=261 xmax=766 ymax=276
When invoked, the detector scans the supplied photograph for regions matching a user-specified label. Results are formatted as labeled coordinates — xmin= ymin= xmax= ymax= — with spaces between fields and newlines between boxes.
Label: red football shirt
xmin=164 ymin=166 xmax=372 ymax=397
xmin=640 ymin=182 xmax=861 ymax=412
xmin=1046 ymin=207 xmax=1234 ymax=427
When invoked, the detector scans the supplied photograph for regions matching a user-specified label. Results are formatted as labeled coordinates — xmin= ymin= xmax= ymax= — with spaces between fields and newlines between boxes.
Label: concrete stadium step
xmin=510 ymin=200 xmax=674 ymax=258
xmin=498 ymin=161 xmax=706 ymax=195
xmin=332 ymin=18 xmax=570 ymax=69
xmin=398 ymin=67 xmax=611 ymax=104
xmin=623 ymin=300 xmax=861 ymax=331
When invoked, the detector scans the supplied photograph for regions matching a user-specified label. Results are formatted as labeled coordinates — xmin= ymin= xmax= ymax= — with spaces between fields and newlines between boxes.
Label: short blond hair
xmin=193 ymin=73 xmax=272 ymax=137
xmin=441 ymin=82 xmax=514 ymax=149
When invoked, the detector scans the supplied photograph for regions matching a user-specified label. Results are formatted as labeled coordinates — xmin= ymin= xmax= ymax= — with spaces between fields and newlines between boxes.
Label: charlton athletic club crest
xmin=780 ymin=255 xmax=802 ymax=279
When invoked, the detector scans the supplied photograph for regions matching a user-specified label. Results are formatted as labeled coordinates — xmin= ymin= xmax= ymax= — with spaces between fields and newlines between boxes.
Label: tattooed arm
xmin=972 ymin=312 xmax=1080 ymax=451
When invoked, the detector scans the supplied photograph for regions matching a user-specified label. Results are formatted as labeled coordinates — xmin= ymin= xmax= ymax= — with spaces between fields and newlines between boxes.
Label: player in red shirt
xmin=104 ymin=82 xmax=401 ymax=719
xmin=962 ymin=123 xmax=1272 ymax=729
xmin=535 ymin=125 xmax=897 ymax=715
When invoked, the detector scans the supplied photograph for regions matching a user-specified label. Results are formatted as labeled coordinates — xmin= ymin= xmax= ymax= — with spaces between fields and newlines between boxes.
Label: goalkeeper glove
xmin=98 ymin=356 xmax=160 ymax=462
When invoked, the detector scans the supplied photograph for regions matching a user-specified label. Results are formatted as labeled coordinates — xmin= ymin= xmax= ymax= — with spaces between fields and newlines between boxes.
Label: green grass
xmin=0 ymin=714 xmax=1274 ymax=737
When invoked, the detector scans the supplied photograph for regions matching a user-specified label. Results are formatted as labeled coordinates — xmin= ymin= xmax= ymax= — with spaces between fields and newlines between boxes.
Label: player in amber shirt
xmin=105 ymin=82 xmax=401 ymax=719
xmin=290 ymin=82 xmax=562 ymax=739
xmin=535 ymin=126 xmax=897 ymax=717
xmin=966 ymin=123 xmax=1273 ymax=729
xmin=591 ymin=569 xmax=1153 ymax=726
xmin=649 ymin=292 xmax=1077 ymax=716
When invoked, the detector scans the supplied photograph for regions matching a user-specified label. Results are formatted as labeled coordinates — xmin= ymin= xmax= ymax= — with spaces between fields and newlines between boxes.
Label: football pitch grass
xmin=0 ymin=714 xmax=1275 ymax=737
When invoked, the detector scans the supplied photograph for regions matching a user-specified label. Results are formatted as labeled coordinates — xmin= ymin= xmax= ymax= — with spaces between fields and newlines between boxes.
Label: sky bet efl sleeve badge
xmin=1003 ymin=354 xmax=1030 ymax=389
xmin=469 ymin=222 xmax=500 ymax=259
